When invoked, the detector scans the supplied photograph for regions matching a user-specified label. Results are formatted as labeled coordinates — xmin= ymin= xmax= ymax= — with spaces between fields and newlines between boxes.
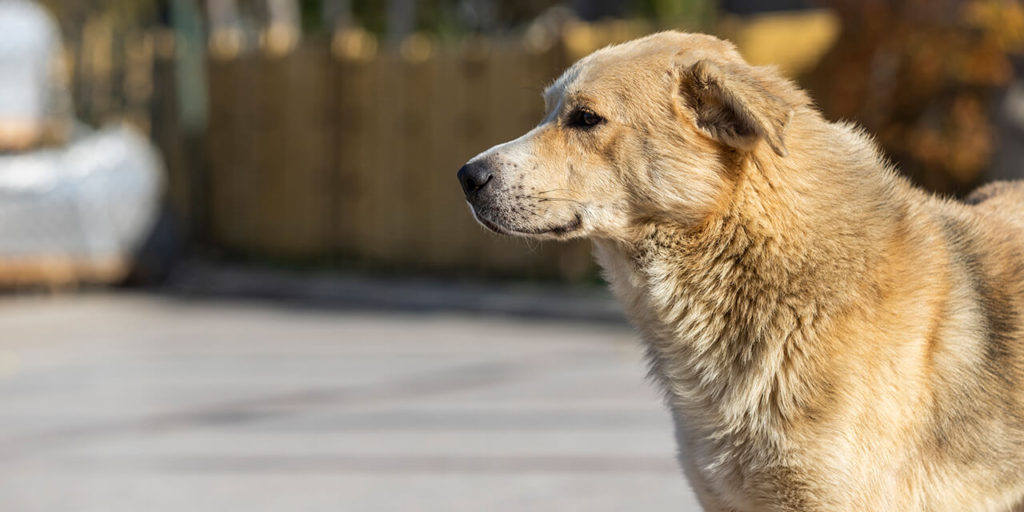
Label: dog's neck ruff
xmin=598 ymin=216 xmax=837 ymax=431
xmin=593 ymin=148 xmax=900 ymax=457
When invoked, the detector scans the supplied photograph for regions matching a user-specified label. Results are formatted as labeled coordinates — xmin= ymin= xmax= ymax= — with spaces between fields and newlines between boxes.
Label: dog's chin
xmin=475 ymin=214 xmax=514 ymax=236
xmin=468 ymin=206 xmax=583 ymax=240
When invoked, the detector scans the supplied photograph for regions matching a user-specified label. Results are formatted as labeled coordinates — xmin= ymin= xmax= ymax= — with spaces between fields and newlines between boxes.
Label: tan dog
xmin=456 ymin=31 xmax=1024 ymax=510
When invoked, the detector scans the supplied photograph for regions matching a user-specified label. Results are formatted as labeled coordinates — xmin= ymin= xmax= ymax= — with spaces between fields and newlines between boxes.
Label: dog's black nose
xmin=457 ymin=161 xmax=493 ymax=198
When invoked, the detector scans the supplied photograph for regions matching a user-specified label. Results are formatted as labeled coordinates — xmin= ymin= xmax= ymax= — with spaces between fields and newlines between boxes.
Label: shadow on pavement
xmin=156 ymin=260 xmax=627 ymax=324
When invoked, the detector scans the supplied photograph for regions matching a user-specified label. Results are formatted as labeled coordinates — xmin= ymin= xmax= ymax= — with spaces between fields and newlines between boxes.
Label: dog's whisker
xmin=533 ymin=196 xmax=584 ymax=205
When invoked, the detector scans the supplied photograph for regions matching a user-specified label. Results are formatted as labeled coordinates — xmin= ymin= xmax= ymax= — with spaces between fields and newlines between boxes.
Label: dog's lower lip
xmin=477 ymin=215 xmax=509 ymax=235
xmin=477 ymin=212 xmax=582 ymax=236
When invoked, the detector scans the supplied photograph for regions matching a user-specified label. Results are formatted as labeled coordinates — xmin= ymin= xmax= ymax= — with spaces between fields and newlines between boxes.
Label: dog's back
xmin=908 ymin=183 xmax=1024 ymax=510
xmin=968 ymin=181 xmax=1024 ymax=230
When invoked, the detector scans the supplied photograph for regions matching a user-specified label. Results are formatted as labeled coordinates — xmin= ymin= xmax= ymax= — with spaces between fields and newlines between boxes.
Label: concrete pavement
xmin=0 ymin=293 xmax=700 ymax=511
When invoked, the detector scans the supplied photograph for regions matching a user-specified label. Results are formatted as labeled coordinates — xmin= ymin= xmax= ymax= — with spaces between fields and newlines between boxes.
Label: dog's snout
xmin=457 ymin=161 xmax=493 ymax=199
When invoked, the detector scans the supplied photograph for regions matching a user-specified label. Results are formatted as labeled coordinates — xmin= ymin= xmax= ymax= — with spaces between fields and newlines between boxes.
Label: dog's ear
xmin=679 ymin=59 xmax=793 ymax=157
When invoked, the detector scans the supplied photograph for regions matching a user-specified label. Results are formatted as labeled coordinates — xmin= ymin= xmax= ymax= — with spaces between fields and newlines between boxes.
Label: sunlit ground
xmin=0 ymin=293 xmax=699 ymax=511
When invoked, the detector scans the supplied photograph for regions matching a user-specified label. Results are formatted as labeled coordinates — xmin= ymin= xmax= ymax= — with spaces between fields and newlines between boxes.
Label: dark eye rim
xmin=567 ymin=108 xmax=605 ymax=129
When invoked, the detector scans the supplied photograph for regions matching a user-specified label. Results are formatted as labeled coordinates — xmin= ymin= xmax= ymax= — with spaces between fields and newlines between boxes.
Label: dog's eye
xmin=567 ymin=108 xmax=604 ymax=129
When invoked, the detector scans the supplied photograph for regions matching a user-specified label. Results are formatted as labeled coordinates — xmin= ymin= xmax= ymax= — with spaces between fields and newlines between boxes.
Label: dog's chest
xmin=592 ymin=240 xmax=822 ymax=508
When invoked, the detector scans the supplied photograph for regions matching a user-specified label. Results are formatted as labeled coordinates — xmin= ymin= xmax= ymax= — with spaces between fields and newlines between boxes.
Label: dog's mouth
xmin=470 ymin=207 xmax=582 ymax=237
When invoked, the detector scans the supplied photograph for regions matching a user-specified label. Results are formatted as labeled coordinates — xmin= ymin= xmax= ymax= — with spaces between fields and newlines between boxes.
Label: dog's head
xmin=457 ymin=31 xmax=805 ymax=242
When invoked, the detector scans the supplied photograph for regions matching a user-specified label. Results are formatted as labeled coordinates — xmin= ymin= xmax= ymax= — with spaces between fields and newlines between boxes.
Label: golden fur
xmin=457 ymin=31 xmax=1024 ymax=511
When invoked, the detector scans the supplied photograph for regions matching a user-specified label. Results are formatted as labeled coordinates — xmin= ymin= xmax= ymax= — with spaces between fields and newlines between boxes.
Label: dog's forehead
xmin=543 ymin=31 xmax=737 ymax=104
xmin=543 ymin=52 xmax=663 ymax=106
